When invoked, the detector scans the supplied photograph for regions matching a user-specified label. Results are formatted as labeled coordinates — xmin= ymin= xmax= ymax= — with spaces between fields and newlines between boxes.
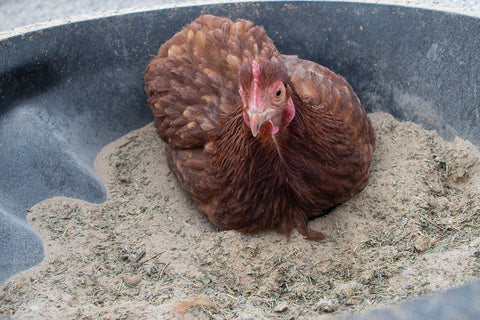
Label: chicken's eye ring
xmin=274 ymin=83 xmax=285 ymax=101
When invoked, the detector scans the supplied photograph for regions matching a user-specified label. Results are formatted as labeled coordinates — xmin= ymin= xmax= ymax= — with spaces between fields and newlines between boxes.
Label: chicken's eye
xmin=275 ymin=89 xmax=282 ymax=97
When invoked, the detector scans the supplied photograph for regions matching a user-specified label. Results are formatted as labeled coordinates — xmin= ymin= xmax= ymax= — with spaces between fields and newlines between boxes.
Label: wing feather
xmin=145 ymin=15 xmax=280 ymax=149
xmin=281 ymin=54 xmax=374 ymax=146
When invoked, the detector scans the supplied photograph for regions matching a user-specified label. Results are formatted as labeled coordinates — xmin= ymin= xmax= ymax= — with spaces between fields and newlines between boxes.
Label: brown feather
xmin=145 ymin=15 xmax=375 ymax=240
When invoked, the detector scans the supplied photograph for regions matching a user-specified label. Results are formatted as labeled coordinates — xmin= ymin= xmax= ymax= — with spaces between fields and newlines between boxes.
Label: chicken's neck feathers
xmin=271 ymin=133 xmax=287 ymax=169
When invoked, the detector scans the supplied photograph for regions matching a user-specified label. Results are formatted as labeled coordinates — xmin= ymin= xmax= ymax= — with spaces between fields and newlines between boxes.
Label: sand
xmin=1 ymin=111 xmax=480 ymax=319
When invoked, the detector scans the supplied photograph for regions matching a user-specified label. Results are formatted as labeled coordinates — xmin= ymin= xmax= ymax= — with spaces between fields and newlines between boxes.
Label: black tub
xmin=1 ymin=1 xmax=479 ymax=318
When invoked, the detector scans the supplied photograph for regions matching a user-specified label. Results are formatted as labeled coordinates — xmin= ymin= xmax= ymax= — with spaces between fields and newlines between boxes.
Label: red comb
xmin=252 ymin=61 xmax=260 ymax=109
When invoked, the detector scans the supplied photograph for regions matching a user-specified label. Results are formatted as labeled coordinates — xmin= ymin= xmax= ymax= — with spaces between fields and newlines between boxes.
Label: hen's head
xmin=239 ymin=60 xmax=295 ymax=137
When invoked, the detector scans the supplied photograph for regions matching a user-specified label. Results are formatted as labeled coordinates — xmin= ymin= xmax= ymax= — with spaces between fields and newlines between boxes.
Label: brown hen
xmin=145 ymin=15 xmax=375 ymax=240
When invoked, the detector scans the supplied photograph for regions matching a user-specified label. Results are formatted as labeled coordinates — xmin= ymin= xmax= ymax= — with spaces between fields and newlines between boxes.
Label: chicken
xmin=144 ymin=15 xmax=375 ymax=240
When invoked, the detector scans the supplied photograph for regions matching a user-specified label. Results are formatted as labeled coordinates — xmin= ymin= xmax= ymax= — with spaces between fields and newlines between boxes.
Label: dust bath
xmin=1 ymin=112 xmax=480 ymax=319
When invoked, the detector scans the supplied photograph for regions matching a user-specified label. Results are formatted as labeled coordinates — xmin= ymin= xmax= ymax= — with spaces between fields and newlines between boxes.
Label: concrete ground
xmin=1 ymin=0 xmax=480 ymax=32
xmin=0 ymin=0 xmax=179 ymax=32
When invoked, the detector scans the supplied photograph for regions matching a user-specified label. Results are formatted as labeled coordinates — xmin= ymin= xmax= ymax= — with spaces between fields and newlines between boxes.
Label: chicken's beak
xmin=248 ymin=109 xmax=273 ymax=137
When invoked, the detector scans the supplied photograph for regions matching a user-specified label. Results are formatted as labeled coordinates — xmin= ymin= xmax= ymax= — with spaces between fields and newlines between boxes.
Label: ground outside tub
xmin=0 ymin=1 xmax=479 ymax=318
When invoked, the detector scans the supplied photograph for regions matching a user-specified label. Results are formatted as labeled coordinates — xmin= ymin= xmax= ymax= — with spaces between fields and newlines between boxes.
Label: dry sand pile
xmin=1 ymin=112 xmax=479 ymax=319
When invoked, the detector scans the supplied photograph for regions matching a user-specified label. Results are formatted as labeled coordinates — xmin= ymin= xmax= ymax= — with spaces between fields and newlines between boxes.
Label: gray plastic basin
xmin=1 ymin=1 xmax=479 ymax=318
